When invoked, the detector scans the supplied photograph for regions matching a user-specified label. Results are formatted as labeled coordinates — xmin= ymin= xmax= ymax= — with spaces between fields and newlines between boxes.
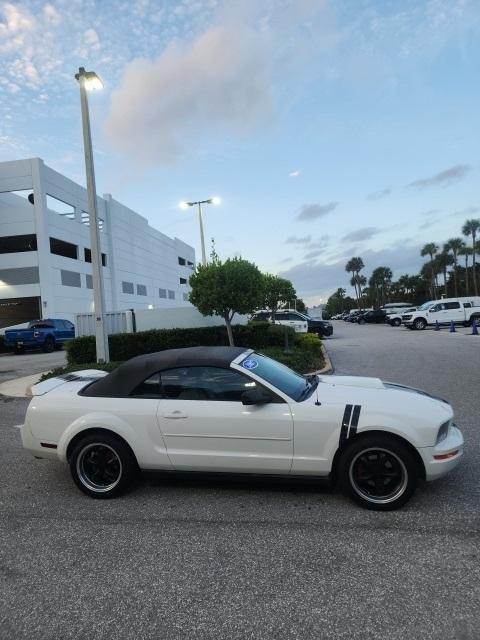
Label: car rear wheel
xmin=70 ymin=433 xmax=138 ymax=499
xmin=338 ymin=435 xmax=418 ymax=511
xmin=43 ymin=336 xmax=55 ymax=353
xmin=413 ymin=318 xmax=426 ymax=330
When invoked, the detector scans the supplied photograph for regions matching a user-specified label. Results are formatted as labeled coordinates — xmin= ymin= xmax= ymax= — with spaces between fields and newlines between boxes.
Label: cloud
xmin=286 ymin=235 xmax=311 ymax=245
xmin=366 ymin=187 xmax=392 ymax=201
xmin=304 ymin=249 xmax=325 ymax=260
xmin=453 ymin=206 xmax=480 ymax=217
xmin=341 ymin=227 xmax=381 ymax=242
xmin=279 ymin=242 xmax=424 ymax=300
xmin=421 ymin=208 xmax=441 ymax=216
xmin=407 ymin=164 xmax=472 ymax=190
xmin=289 ymin=170 xmax=301 ymax=178
xmin=296 ymin=202 xmax=338 ymax=222
xmin=84 ymin=28 xmax=100 ymax=48
xmin=105 ymin=24 xmax=273 ymax=163
xmin=0 ymin=3 xmax=36 ymax=35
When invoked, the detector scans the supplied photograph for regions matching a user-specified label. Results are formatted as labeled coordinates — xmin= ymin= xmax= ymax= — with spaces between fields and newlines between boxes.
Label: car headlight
xmin=436 ymin=420 xmax=450 ymax=444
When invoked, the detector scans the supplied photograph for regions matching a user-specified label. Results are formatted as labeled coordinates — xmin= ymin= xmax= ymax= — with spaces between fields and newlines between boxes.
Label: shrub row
xmin=66 ymin=323 xmax=296 ymax=365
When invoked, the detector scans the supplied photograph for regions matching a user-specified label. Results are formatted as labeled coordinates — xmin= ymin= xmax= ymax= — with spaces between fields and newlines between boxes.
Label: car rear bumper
xmin=418 ymin=425 xmax=464 ymax=481
xmin=21 ymin=420 xmax=59 ymax=460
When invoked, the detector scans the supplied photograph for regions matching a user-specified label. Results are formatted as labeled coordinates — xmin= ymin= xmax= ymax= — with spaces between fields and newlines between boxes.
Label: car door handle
xmin=162 ymin=410 xmax=188 ymax=419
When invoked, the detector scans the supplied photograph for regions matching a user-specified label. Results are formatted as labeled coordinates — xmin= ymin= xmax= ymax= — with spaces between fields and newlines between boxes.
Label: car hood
xmin=317 ymin=375 xmax=384 ymax=390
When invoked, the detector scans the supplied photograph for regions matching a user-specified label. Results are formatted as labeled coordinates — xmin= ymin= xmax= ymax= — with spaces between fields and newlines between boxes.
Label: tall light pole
xmin=75 ymin=66 xmax=109 ymax=363
xmin=179 ymin=197 xmax=220 ymax=264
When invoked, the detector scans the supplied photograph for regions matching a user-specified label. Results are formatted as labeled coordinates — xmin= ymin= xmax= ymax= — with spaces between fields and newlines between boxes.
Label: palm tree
xmin=445 ymin=238 xmax=465 ymax=297
xmin=436 ymin=251 xmax=454 ymax=297
xmin=345 ymin=257 xmax=365 ymax=309
xmin=421 ymin=243 xmax=438 ymax=298
xmin=462 ymin=219 xmax=480 ymax=296
xmin=458 ymin=245 xmax=472 ymax=295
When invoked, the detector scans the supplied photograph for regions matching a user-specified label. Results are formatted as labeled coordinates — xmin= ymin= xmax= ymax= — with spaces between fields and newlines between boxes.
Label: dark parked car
xmin=358 ymin=309 xmax=387 ymax=324
xmin=4 ymin=319 xmax=75 ymax=353
xmin=251 ymin=310 xmax=333 ymax=337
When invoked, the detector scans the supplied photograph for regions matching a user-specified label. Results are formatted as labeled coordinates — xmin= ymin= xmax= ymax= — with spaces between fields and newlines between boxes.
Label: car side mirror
xmin=241 ymin=388 xmax=272 ymax=405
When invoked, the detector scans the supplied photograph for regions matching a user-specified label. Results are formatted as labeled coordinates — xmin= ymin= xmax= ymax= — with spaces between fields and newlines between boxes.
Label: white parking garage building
xmin=0 ymin=158 xmax=195 ymax=328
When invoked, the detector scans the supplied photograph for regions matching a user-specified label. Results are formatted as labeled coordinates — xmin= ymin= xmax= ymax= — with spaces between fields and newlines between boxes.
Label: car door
xmin=444 ymin=301 xmax=464 ymax=324
xmin=156 ymin=366 xmax=294 ymax=473
xmin=284 ymin=312 xmax=308 ymax=332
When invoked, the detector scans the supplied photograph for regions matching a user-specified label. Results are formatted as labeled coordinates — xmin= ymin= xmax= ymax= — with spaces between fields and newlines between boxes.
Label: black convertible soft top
xmin=80 ymin=346 xmax=249 ymax=397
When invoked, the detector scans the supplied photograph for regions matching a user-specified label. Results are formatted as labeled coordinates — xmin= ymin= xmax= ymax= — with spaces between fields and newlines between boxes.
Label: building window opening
xmin=179 ymin=277 xmax=187 ymax=285
xmin=46 ymin=194 xmax=75 ymax=220
xmin=178 ymin=257 xmax=186 ymax=266
xmin=159 ymin=288 xmax=167 ymax=298
xmin=0 ymin=234 xmax=37 ymax=254
xmin=61 ymin=270 xmax=81 ymax=287
xmin=84 ymin=248 xmax=107 ymax=266
xmin=50 ymin=237 xmax=78 ymax=260
xmin=137 ymin=284 xmax=147 ymax=296
xmin=168 ymin=290 xmax=175 ymax=300
xmin=122 ymin=281 xmax=134 ymax=294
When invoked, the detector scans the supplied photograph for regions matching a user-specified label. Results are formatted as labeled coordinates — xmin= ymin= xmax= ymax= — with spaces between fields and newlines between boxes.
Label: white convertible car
xmin=21 ymin=346 xmax=464 ymax=510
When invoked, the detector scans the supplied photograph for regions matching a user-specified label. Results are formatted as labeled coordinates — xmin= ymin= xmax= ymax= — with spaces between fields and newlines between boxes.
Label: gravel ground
xmin=0 ymin=323 xmax=479 ymax=640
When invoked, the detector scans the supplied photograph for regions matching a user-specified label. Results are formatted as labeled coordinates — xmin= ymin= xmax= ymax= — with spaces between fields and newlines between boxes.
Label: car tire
xmin=14 ymin=346 xmax=25 ymax=355
xmin=358 ymin=319 xmax=365 ymax=325
xmin=69 ymin=432 xmax=138 ymax=499
xmin=43 ymin=336 xmax=55 ymax=353
xmin=393 ymin=318 xmax=401 ymax=327
xmin=338 ymin=434 xmax=418 ymax=511
xmin=413 ymin=318 xmax=426 ymax=330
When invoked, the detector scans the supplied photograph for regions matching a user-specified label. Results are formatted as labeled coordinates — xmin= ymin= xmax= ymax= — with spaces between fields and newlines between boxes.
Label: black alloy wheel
xmin=338 ymin=435 xmax=418 ymax=511
xmin=70 ymin=432 xmax=138 ymax=498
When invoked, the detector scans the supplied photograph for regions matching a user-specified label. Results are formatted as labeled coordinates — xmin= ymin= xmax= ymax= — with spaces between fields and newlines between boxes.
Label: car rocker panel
xmin=22 ymin=347 xmax=463 ymax=510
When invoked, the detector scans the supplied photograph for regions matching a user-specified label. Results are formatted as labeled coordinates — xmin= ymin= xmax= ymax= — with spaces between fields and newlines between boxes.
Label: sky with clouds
xmin=1 ymin=0 xmax=479 ymax=304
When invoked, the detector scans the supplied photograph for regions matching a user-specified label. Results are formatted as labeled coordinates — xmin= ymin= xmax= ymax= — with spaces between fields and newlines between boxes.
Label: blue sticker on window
xmin=242 ymin=358 xmax=258 ymax=370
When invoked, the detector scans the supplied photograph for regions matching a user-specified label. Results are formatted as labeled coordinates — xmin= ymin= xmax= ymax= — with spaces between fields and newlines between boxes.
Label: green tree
xmin=295 ymin=299 xmax=308 ymax=314
xmin=262 ymin=274 xmax=296 ymax=320
xmin=462 ymin=219 xmax=480 ymax=296
xmin=189 ymin=257 xmax=263 ymax=346
xmin=444 ymin=238 xmax=464 ymax=297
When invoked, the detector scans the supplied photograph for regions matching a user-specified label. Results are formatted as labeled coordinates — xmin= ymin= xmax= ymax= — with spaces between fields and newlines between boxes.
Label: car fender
xmin=57 ymin=411 xmax=139 ymax=463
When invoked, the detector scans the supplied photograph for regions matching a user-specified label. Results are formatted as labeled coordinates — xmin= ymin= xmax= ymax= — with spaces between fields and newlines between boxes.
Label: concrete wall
xmin=0 ymin=158 xmax=196 ymax=324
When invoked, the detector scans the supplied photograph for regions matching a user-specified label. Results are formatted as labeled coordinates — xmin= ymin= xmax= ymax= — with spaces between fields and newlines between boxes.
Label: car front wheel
xmin=338 ymin=435 xmax=418 ymax=510
xmin=69 ymin=433 xmax=138 ymax=499
xmin=393 ymin=318 xmax=401 ymax=327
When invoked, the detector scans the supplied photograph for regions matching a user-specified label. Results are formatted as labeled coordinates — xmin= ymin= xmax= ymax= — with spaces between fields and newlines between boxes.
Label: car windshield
xmin=417 ymin=302 xmax=435 ymax=311
xmin=238 ymin=352 xmax=308 ymax=401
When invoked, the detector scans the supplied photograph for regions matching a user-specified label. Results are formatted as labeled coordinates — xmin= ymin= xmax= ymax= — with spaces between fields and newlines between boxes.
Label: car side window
xmin=130 ymin=373 xmax=162 ymax=398
xmin=445 ymin=302 xmax=460 ymax=310
xmin=160 ymin=366 xmax=261 ymax=401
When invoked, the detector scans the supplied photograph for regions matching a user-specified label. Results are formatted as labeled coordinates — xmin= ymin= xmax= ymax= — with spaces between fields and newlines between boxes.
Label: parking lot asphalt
xmin=1 ymin=323 xmax=479 ymax=640
xmin=0 ymin=349 xmax=67 ymax=384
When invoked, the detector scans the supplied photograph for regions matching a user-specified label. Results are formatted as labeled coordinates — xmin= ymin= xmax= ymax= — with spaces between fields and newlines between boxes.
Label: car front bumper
xmin=418 ymin=425 xmax=464 ymax=481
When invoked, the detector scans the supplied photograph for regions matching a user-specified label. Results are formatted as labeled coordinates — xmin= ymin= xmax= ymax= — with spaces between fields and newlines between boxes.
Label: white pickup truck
xmin=402 ymin=297 xmax=480 ymax=330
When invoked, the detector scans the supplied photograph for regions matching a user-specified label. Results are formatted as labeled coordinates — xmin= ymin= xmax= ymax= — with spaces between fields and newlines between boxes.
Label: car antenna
xmin=315 ymin=378 xmax=321 ymax=406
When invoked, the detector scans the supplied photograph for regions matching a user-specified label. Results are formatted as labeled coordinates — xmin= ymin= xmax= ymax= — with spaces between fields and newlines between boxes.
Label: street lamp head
xmin=211 ymin=196 xmax=221 ymax=205
xmin=75 ymin=67 xmax=104 ymax=91
xmin=179 ymin=201 xmax=190 ymax=210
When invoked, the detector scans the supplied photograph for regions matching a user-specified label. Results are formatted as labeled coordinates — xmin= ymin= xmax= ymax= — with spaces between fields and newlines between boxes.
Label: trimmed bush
xmin=66 ymin=323 xmax=296 ymax=365
xmin=294 ymin=332 xmax=323 ymax=354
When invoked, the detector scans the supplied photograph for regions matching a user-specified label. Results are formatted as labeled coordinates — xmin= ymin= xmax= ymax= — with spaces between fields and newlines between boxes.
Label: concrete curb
xmin=310 ymin=343 xmax=333 ymax=375
xmin=0 ymin=372 xmax=45 ymax=398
